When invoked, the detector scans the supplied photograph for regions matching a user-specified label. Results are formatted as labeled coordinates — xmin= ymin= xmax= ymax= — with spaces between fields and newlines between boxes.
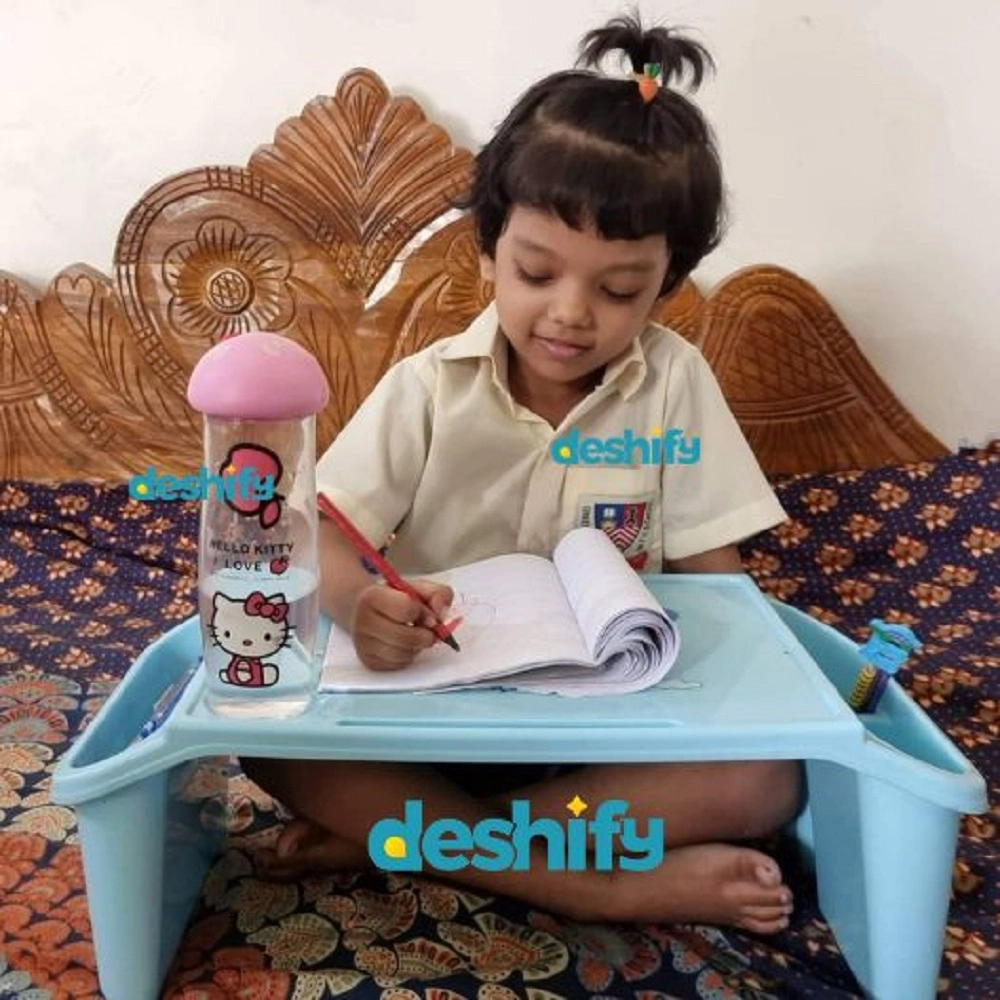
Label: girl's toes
xmin=753 ymin=859 xmax=782 ymax=887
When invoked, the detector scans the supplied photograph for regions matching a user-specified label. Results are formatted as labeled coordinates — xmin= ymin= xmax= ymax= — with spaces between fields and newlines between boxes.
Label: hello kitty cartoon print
xmin=222 ymin=444 xmax=284 ymax=529
xmin=210 ymin=590 xmax=291 ymax=687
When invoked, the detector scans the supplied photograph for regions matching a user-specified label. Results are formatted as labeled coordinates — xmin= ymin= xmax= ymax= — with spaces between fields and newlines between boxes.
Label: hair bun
xmin=578 ymin=11 xmax=714 ymax=92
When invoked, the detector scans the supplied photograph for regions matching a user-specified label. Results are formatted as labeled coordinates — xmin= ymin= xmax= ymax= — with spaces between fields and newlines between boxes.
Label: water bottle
xmin=187 ymin=332 xmax=329 ymax=718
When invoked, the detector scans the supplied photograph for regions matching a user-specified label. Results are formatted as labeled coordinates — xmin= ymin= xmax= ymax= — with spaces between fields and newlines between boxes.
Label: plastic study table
xmin=52 ymin=575 xmax=988 ymax=1000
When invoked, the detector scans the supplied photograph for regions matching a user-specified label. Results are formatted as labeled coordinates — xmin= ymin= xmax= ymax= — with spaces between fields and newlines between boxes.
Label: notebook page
xmin=320 ymin=551 xmax=591 ymax=692
xmin=544 ymin=527 xmax=678 ymax=694
xmin=553 ymin=528 xmax=668 ymax=649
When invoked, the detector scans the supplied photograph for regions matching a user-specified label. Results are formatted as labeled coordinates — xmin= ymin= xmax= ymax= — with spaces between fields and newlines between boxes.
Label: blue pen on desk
xmin=138 ymin=662 xmax=199 ymax=739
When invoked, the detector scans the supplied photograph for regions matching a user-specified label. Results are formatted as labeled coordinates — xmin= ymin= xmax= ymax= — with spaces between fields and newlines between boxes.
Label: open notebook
xmin=320 ymin=527 xmax=679 ymax=696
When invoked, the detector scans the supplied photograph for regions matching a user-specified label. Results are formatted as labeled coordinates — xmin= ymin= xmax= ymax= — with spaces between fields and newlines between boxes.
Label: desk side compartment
xmin=773 ymin=601 xmax=988 ymax=1000
xmin=52 ymin=621 xmax=226 ymax=1000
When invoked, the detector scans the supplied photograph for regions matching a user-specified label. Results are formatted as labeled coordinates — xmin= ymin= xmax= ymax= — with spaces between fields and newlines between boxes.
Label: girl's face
xmin=480 ymin=206 xmax=669 ymax=406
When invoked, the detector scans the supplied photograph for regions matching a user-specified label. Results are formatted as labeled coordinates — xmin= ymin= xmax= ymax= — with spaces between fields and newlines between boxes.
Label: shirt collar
xmin=439 ymin=302 xmax=649 ymax=399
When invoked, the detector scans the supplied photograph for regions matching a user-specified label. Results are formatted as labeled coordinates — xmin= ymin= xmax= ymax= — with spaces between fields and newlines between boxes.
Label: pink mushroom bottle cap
xmin=187 ymin=332 xmax=330 ymax=420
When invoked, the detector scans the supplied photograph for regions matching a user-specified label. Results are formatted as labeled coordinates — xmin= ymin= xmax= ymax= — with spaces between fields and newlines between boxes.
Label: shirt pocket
xmin=562 ymin=466 xmax=662 ymax=573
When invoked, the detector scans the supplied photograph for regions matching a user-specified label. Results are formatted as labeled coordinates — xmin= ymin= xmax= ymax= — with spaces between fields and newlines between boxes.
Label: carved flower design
xmin=164 ymin=218 xmax=296 ymax=339
xmin=439 ymin=226 xmax=493 ymax=317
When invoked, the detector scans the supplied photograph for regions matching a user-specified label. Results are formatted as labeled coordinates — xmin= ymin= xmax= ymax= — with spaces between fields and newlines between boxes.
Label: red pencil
xmin=317 ymin=492 xmax=461 ymax=652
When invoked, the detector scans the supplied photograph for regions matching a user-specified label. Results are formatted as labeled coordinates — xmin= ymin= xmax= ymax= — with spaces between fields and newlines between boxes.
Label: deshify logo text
xmin=551 ymin=427 xmax=700 ymax=465
xmin=128 ymin=465 xmax=275 ymax=502
xmin=368 ymin=797 xmax=664 ymax=872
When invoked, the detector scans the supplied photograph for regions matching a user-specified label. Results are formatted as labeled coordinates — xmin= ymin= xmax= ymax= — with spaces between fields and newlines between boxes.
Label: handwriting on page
xmin=450 ymin=592 xmax=497 ymax=627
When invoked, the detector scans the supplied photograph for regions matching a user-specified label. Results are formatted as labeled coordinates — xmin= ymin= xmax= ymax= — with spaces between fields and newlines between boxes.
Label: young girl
xmin=245 ymin=13 xmax=801 ymax=934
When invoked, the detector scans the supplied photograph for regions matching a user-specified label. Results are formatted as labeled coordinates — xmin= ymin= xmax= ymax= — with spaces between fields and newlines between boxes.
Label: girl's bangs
xmin=504 ymin=136 xmax=687 ymax=243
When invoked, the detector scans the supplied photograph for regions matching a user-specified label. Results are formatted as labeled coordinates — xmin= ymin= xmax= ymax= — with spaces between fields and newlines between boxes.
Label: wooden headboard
xmin=0 ymin=68 xmax=946 ymax=481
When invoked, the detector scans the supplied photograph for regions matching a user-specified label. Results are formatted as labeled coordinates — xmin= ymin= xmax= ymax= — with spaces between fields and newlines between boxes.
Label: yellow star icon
xmin=566 ymin=794 xmax=588 ymax=818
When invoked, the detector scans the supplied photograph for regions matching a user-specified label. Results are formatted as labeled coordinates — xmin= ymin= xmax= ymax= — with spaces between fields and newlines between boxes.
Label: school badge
xmin=578 ymin=498 xmax=654 ymax=570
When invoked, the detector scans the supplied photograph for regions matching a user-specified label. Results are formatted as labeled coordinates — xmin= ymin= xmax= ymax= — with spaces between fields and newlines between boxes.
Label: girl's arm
xmin=318 ymin=516 xmax=454 ymax=671
xmin=663 ymin=543 xmax=744 ymax=574
xmin=318 ymin=516 xmax=381 ymax=630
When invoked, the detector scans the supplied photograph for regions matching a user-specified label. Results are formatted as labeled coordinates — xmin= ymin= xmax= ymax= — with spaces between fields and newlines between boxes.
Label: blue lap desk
xmin=52 ymin=574 xmax=988 ymax=1000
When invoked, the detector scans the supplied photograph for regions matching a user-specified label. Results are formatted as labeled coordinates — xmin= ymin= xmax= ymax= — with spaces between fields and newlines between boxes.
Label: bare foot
xmin=598 ymin=843 xmax=793 ymax=934
xmin=256 ymin=817 xmax=371 ymax=879
xmin=254 ymin=824 xmax=791 ymax=935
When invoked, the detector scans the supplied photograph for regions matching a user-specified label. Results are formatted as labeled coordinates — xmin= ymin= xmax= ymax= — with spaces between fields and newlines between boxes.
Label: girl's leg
xmin=492 ymin=759 xmax=802 ymax=932
xmin=242 ymin=757 xmax=798 ymax=932
xmin=244 ymin=757 xmax=601 ymax=917
xmin=496 ymin=759 xmax=803 ymax=847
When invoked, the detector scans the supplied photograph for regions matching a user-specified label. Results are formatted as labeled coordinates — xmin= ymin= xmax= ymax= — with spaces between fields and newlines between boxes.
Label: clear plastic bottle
xmin=187 ymin=332 xmax=330 ymax=718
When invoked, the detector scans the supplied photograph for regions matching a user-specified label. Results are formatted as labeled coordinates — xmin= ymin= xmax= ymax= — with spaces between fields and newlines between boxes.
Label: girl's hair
xmin=464 ymin=11 xmax=724 ymax=296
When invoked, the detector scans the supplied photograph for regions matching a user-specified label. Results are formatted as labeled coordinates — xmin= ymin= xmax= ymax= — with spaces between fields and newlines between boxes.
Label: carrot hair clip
xmin=634 ymin=62 xmax=662 ymax=104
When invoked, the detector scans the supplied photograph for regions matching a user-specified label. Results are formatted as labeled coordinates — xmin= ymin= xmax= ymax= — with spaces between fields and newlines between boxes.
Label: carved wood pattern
xmin=0 ymin=68 xmax=946 ymax=482
xmin=698 ymin=266 xmax=947 ymax=472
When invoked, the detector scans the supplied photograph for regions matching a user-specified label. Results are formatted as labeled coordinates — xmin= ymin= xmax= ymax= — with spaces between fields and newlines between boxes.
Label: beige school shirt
xmin=316 ymin=304 xmax=786 ymax=575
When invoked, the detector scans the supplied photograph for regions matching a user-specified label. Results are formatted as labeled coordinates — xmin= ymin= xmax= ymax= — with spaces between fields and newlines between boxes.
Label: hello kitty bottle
xmin=187 ymin=331 xmax=329 ymax=718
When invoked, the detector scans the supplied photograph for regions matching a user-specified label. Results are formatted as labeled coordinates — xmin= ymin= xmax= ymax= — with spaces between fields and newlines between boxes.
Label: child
xmin=245 ymin=12 xmax=801 ymax=934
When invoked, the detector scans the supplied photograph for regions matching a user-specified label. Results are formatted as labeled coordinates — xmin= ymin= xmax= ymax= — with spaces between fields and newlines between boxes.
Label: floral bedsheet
xmin=1 ymin=444 xmax=996 ymax=999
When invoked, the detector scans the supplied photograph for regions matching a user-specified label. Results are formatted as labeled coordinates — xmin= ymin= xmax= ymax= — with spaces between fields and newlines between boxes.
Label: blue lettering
xmin=579 ymin=437 xmax=604 ymax=464
xmin=550 ymin=428 xmax=579 ymax=465
xmin=205 ymin=468 xmax=229 ymax=501
xmin=589 ymin=799 xmax=628 ymax=871
xmin=678 ymin=434 xmax=700 ymax=465
xmin=617 ymin=816 xmax=665 ymax=871
xmin=623 ymin=429 xmax=651 ymax=465
xmin=509 ymin=800 xmax=565 ymax=872
xmin=128 ymin=465 xmax=285 ymax=502
xmin=179 ymin=475 xmax=201 ymax=501
xmin=367 ymin=800 xmax=424 ymax=871
xmin=254 ymin=475 xmax=276 ymax=501
xmin=470 ymin=818 xmax=515 ymax=871
xmin=602 ymin=437 xmax=627 ymax=463
xmin=566 ymin=817 xmax=589 ymax=870
xmin=159 ymin=475 xmax=179 ymax=501
xmin=236 ymin=467 xmax=255 ymax=502
xmin=423 ymin=818 xmax=473 ymax=872
xmin=128 ymin=466 xmax=158 ymax=501
xmin=661 ymin=428 xmax=683 ymax=464
xmin=367 ymin=798 xmax=663 ymax=873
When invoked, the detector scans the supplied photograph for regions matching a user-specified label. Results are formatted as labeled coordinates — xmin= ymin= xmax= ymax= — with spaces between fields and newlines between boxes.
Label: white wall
xmin=2 ymin=0 xmax=997 ymax=449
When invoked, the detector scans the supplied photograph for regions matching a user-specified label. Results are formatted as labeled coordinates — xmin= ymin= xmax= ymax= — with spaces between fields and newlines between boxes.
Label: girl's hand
xmin=350 ymin=579 xmax=455 ymax=671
